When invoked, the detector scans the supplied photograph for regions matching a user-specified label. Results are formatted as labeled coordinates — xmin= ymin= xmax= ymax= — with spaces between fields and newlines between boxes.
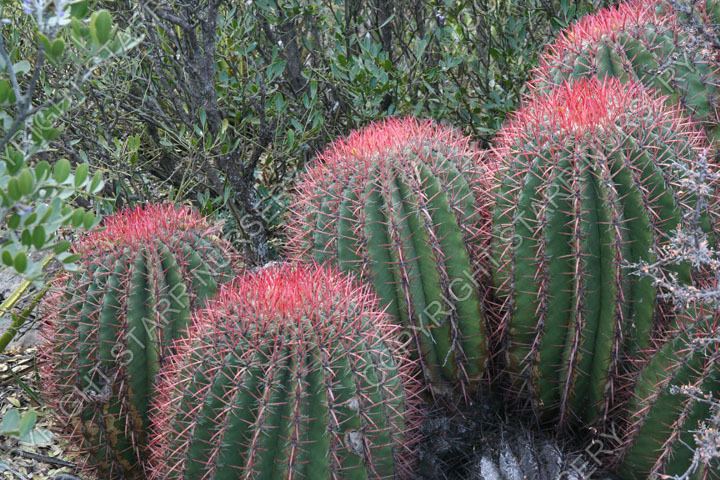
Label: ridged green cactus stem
xmin=148 ymin=263 xmax=422 ymax=480
xmin=491 ymin=77 xmax=716 ymax=429
xmin=533 ymin=0 xmax=720 ymax=140
xmin=288 ymin=117 xmax=498 ymax=399
xmin=41 ymin=204 xmax=240 ymax=479
xmin=617 ymin=306 xmax=719 ymax=479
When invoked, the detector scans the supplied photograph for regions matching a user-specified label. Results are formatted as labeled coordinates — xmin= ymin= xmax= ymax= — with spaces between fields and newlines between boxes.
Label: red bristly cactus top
xmin=78 ymin=203 xmax=215 ymax=251
xmin=531 ymin=0 xmax=720 ymax=139
xmin=496 ymin=77 xmax=708 ymax=146
xmin=547 ymin=0 xmax=667 ymax=59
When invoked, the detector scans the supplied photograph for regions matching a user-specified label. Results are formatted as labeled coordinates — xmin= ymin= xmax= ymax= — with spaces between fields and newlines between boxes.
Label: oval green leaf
xmin=14 ymin=252 xmax=27 ymax=273
xmin=53 ymin=159 xmax=71 ymax=183
xmin=90 ymin=10 xmax=113 ymax=45
xmin=17 ymin=169 xmax=34 ymax=196
xmin=74 ymin=163 xmax=89 ymax=187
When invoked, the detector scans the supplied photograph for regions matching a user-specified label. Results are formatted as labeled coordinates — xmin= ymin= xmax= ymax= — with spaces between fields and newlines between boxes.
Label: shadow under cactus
xmin=415 ymin=401 xmax=621 ymax=480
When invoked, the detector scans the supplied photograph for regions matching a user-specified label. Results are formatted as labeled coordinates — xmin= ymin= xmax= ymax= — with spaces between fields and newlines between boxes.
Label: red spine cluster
xmin=496 ymin=77 xmax=707 ymax=147
xmin=78 ymin=203 xmax=215 ymax=251
xmin=288 ymin=116 xmax=497 ymax=262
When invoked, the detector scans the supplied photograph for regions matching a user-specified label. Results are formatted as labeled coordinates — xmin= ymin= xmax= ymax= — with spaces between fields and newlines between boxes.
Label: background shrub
xmin=64 ymin=0 xmax=611 ymax=264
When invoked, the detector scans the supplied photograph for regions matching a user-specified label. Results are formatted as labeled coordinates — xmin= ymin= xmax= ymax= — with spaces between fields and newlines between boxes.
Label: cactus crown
xmin=533 ymin=0 xmax=720 ymax=140
xmin=317 ymin=116 xmax=479 ymax=165
xmin=516 ymin=77 xmax=633 ymax=136
xmin=189 ymin=262 xmax=385 ymax=323
xmin=497 ymin=77 xmax=703 ymax=145
xmin=79 ymin=203 xmax=211 ymax=250
xmin=291 ymin=116 xmax=492 ymax=255
xmin=289 ymin=117 xmax=495 ymax=399
xmin=149 ymin=263 xmax=421 ymax=479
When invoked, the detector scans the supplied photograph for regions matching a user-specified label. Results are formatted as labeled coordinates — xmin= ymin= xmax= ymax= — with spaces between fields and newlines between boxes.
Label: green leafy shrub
xmin=0 ymin=407 xmax=52 ymax=447
xmin=0 ymin=2 xmax=139 ymax=278
xmin=78 ymin=0 xmax=606 ymax=263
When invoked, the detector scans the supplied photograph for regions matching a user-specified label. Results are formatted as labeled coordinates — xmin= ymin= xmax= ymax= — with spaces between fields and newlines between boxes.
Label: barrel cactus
xmin=41 ymin=204 xmax=239 ymax=479
xmin=148 ymin=263 xmax=421 ymax=479
xmin=617 ymin=307 xmax=719 ymax=479
xmin=288 ymin=117 xmax=496 ymax=398
xmin=533 ymin=0 xmax=720 ymax=140
xmin=491 ymin=77 xmax=715 ymax=428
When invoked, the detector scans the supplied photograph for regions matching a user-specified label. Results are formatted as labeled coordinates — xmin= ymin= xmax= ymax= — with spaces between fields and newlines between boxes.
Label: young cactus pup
xmin=288 ymin=117 xmax=496 ymax=399
xmin=533 ymin=0 xmax=720 ymax=140
xmin=492 ymin=78 xmax=716 ymax=429
xmin=41 ymin=204 xmax=239 ymax=479
xmin=148 ymin=263 xmax=421 ymax=480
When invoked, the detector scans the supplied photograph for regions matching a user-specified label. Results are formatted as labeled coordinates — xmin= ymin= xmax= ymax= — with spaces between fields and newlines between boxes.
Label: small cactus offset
xmin=41 ymin=204 xmax=239 ymax=479
xmin=533 ymin=0 xmax=720 ymax=140
xmin=288 ymin=117 xmax=496 ymax=398
xmin=491 ymin=78 xmax=716 ymax=429
xmin=148 ymin=263 xmax=421 ymax=480
xmin=617 ymin=307 xmax=720 ymax=479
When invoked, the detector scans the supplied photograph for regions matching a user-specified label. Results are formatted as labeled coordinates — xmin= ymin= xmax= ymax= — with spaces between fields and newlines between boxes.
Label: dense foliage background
xmin=57 ymin=0 xmax=611 ymax=264
xmin=0 ymin=0 xmax=613 ymax=354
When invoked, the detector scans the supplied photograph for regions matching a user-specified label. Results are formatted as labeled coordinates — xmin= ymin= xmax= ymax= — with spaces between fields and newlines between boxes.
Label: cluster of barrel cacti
xmin=38 ymin=0 xmax=719 ymax=479
xmin=41 ymin=205 xmax=422 ymax=479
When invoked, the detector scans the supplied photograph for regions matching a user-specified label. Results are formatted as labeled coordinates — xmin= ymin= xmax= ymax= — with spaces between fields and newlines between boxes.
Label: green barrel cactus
xmin=288 ymin=117 xmax=497 ymax=399
xmin=41 ymin=204 xmax=239 ymax=479
xmin=533 ymin=0 xmax=720 ymax=140
xmin=617 ymin=307 xmax=719 ymax=479
xmin=492 ymin=77 xmax=715 ymax=428
xmin=147 ymin=263 xmax=421 ymax=480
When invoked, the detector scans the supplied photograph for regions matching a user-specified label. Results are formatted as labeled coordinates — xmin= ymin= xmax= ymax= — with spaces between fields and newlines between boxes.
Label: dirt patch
xmin=0 ymin=347 xmax=82 ymax=480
